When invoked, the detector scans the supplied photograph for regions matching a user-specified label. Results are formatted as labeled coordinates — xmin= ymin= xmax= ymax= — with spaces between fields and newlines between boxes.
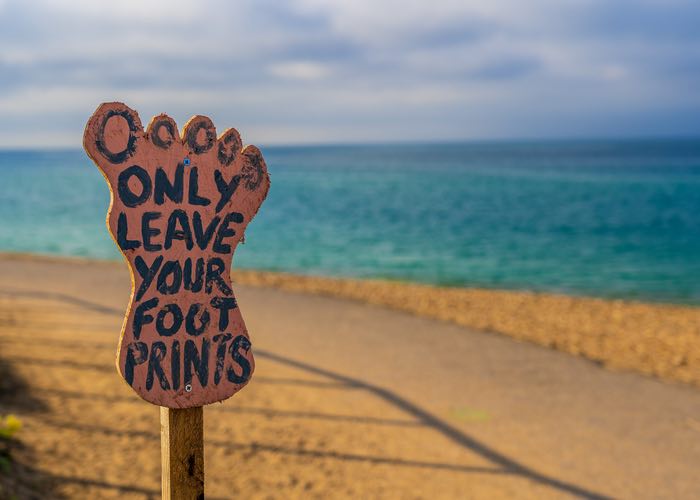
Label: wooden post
xmin=161 ymin=407 xmax=204 ymax=500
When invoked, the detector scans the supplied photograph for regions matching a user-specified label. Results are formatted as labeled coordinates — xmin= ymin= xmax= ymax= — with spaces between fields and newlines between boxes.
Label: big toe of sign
xmin=84 ymin=102 xmax=270 ymax=408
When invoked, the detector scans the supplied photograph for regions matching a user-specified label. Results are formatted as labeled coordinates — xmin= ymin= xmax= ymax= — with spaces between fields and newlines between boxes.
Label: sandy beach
xmin=2 ymin=253 xmax=700 ymax=499
xmin=233 ymin=270 xmax=700 ymax=387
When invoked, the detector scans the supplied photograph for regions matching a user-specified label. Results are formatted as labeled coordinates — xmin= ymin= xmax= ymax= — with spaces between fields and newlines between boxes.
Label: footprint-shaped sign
xmin=84 ymin=102 xmax=270 ymax=408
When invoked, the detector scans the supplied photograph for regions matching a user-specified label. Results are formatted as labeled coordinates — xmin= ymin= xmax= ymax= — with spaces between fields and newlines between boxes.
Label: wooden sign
xmin=84 ymin=102 xmax=270 ymax=408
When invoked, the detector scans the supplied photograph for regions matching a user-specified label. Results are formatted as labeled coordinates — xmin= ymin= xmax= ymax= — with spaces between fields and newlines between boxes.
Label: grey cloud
xmin=469 ymin=56 xmax=541 ymax=80
xmin=573 ymin=1 xmax=700 ymax=42
xmin=0 ymin=0 xmax=698 ymax=146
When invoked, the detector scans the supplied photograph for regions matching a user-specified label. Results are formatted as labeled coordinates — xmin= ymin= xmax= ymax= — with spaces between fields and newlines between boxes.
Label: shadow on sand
xmin=0 ymin=288 xmax=614 ymax=499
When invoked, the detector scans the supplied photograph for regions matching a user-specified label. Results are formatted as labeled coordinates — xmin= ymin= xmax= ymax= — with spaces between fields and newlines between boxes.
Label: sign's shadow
xmin=0 ymin=288 xmax=613 ymax=499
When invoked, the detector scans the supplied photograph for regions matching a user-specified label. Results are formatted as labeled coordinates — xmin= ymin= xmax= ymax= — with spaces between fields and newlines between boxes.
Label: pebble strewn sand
xmin=233 ymin=270 xmax=700 ymax=386
xmin=2 ymin=252 xmax=698 ymax=386
xmin=4 ymin=254 xmax=700 ymax=497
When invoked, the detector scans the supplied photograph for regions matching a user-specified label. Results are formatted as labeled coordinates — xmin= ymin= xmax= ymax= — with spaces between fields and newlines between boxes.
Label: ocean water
xmin=1 ymin=140 xmax=699 ymax=304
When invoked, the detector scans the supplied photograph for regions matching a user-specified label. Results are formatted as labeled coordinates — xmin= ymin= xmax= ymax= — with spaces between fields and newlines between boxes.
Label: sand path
xmin=1 ymin=255 xmax=699 ymax=499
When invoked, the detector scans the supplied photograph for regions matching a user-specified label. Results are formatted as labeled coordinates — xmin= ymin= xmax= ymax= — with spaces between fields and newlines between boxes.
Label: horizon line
xmin=0 ymin=134 xmax=699 ymax=152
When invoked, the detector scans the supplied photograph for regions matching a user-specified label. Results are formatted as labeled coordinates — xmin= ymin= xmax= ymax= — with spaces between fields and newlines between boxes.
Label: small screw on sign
xmin=185 ymin=384 xmax=192 ymax=393
xmin=183 ymin=157 xmax=191 ymax=166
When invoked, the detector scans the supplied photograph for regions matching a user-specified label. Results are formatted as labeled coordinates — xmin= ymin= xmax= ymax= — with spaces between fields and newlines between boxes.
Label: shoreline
xmin=2 ymin=249 xmax=693 ymax=307
xmin=3 ymin=250 xmax=700 ymax=387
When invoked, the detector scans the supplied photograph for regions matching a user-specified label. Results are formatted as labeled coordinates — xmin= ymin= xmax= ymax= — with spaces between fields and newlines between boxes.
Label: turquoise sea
xmin=1 ymin=140 xmax=699 ymax=304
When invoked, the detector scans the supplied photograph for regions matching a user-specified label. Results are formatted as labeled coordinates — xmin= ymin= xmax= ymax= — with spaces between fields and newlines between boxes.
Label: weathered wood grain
xmin=161 ymin=406 xmax=204 ymax=500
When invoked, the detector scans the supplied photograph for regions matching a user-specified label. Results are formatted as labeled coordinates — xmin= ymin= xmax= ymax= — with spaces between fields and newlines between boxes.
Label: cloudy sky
xmin=0 ymin=0 xmax=699 ymax=147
